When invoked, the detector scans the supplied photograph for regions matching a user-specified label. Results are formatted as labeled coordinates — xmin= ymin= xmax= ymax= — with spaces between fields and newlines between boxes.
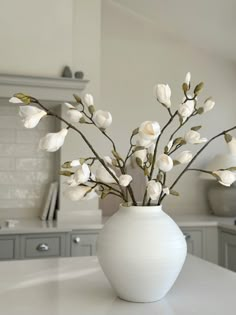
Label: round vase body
xmin=97 ymin=205 xmax=187 ymax=303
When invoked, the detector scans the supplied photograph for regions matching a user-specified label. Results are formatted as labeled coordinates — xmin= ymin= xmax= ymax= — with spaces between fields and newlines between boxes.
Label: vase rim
xmin=119 ymin=203 xmax=163 ymax=212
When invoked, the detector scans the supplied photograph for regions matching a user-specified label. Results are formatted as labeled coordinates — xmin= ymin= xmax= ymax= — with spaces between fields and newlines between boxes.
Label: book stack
xmin=40 ymin=182 xmax=58 ymax=221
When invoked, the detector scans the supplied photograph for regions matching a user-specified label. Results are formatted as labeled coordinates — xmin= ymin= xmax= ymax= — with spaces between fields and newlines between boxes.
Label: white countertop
xmin=0 ymin=255 xmax=235 ymax=315
xmin=0 ymin=214 xmax=236 ymax=234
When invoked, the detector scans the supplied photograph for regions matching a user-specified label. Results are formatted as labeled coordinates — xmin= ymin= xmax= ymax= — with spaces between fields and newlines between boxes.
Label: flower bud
xmin=93 ymin=110 xmax=112 ymax=129
xmin=156 ymin=154 xmax=173 ymax=172
xmin=203 ymin=98 xmax=215 ymax=113
xmin=95 ymin=165 xmax=117 ymax=184
xmin=39 ymin=128 xmax=68 ymax=152
xmin=184 ymin=130 xmax=207 ymax=144
xmin=84 ymin=94 xmax=94 ymax=106
xmin=184 ymin=72 xmax=191 ymax=88
xmin=178 ymin=100 xmax=194 ymax=121
xmin=73 ymin=164 xmax=90 ymax=184
xmin=174 ymin=151 xmax=193 ymax=164
xmin=139 ymin=121 xmax=161 ymax=141
xmin=213 ymin=170 xmax=236 ymax=187
xmin=19 ymin=106 xmax=47 ymax=128
xmin=147 ymin=180 xmax=162 ymax=200
xmin=154 ymin=84 xmax=171 ymax=108
xmin=119 ymin=174 xmax=132 ymax=187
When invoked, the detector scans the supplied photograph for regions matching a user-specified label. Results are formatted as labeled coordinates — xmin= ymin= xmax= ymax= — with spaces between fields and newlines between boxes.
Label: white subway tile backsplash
xmin=0 ymin=106 xmax=56 ymax=213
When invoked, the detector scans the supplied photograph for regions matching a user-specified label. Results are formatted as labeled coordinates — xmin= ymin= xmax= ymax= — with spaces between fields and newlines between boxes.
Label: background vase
xmin=97 ymin=204 xmax=187 ymax=303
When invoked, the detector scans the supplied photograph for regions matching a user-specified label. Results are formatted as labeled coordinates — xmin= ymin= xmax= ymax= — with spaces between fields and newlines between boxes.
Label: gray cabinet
xmin=0 ymin=235 xmax=20 ymax=260
xmin=220 ymin=230 xmax=236 ymax=272
xmin=70 ymin=231 xmax=98 ymax=257
xmin=182 ymin=228 xmax=203 ymax=258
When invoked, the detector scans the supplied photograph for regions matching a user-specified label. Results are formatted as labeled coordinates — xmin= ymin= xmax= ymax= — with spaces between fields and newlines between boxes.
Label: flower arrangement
xmin=9 ymin=73 xmax=236 ymax=207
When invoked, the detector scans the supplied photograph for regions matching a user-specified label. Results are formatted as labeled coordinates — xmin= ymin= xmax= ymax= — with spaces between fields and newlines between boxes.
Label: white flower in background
xmin=19 ymin=106 xmax=47 ymax=128
xmin=139 ymin=121 xmax=161 ymax=141
xmin=64 ymin=186 xmax=97 ymax=201
xmin=96 ymin=165 xmax=117 ymax=184
xmin=203 ymin=98 xmax=215 ymax=113
xmin=103 ymin=156 xmax=113 ymax=165
xmin=93 ymin=110 xmax=112 ymax=129
xmin=154 ymin=84 xmax=171 ymax=108
xmin=228 ymin=137 xmax=236 ymax=155
xmin=175 ymin=151 xmax=193 ymax=164
xmin=119 ymin=174 xmax=132 ymax=187
xmin=184 ymin=130 xmax=207 ymax=144
xmin=9 ymin=97 xmax=23 ymax=104
xmin=163 ymin=187 xmax=170 ymax=195
xmin=134 ymin=148 xmax=147 ymax=165
xmin=70 ymin=160 xmax=81 ymax=167
xmin=213 ymin=170 xmax=236 ymax=187
xmin=64 ymin=103 xmax=83 ymax=123
xmin=178 ymin=100 xmax=195 ymax=122
xmin=156 ymin=154 xmax=173 ymax=172
xmin=147 ymin=180 xmax=162 ymax=200
xmin=73 ymin=164 xmax=90 ymax=184
xmin=39 ymin=128 xmax=68 ymax=152
xmin=185 ymin=72 xmax=191 ymax=88
xmin=84 ymin=94 xmax=94 ymax=106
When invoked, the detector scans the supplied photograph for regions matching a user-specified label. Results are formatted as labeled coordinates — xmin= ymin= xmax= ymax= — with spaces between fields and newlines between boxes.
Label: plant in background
xmin=9 ymin=73 xmax=236 ymax=206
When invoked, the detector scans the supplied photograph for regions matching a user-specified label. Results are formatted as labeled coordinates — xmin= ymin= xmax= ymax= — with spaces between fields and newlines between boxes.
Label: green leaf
xmin=135 ymin=157 xmax=143 ymax=168
xmin=224 ymin=133 xmax=232 ymax=143
xmin=147 ymin=153 xmax=153 ymax=164
xmin=88 ymin=105 xmax=95 ymax=115
xmin=164 ymin=146 xmax=169 ymax=154
xmin=173 ymin=137 xmax=184 ymax=145
xmin=191 ymin=125 xmax=202 ymax=131
xmin=144 ymin=167 xmax=150 ymax=176
xmin=170 ymin=189 xmax=180 ymax=196
xmin=79 ymin=158 xmax=85 ymax=164
xmin=73 ymin=94 xmax=81 ymax=103
xmin=194 ymin=82 xmax=204 ymax=95
xmin=133 ymin=146 xmax=145 ymax=152
xmin=182 ymin=82 xmax=189 ymax=93
xmin=156 ymin=172 xmax=163 ymax=182
xmin=197 ymin=107 xmax=204 ymax=114
xmin=226 ymin=166 xmax=236 ymax=171
xmin=112 ymin=149 xmax=122 ymax=160
xmin=61 ymin=161 xmax=72 ymax=168
xmin=14 ymin=93 xmax=31 ymax=105
xmin=79 ymin=116 xmax=86 ymax=123
xmin=132 ymin=128 xmax=139 ymax=136
xmin=173 ymin=160 xmax=180 ymax=166
xmin=59 ymin=170 xmax=73 ymax=176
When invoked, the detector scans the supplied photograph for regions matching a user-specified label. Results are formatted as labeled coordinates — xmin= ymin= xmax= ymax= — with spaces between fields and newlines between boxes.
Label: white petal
xmin=9 ymin=97 xmax=23 ymax=104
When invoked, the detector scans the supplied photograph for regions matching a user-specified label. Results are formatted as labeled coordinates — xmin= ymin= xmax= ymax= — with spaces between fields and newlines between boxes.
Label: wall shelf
xmin=0 ymin=74 xmax=89 ymax=102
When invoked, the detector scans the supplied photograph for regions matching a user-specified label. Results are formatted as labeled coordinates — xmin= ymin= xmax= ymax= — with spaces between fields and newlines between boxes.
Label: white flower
xmin=185 ymin=130 xmax=207 ymax=144
xmin=175 ymin=151 xmax=193 ymax=164
xmin=93 ymin=110 xmax=112 ymax=129
xmin=139 ymin=121 xmax=161 ymax=141
xmin=73 ymin=164 xmax=90 ymax=184
xmin=95 ymin=165 xmax=117 ymax=184
xmin=70 ymin=160 xmax=81 ymax=167
xmin=103 ymin=156 xmax=113 ymax=165
xmin=9 ymin=97 xmax=23 ymax=104
xmin=39 ymin=128 xmax=68 ymax=152
xmin=154 ymin=84 xmax=171 ymax=108
xmin=213 ymin=170 xmax=236 ymax=187
xmin=119 ymin=174 xmax=132 ymax=187
xmin=163 ymin=187 xmax=170 ymax=195
xmin=178 ymin=100 xmax=195 ymax=121
xmin=64 ymin=186 xmax=96 ymax=201
xmin=148 ymin=142 xmax=155 ymax=154
xmin=147 ymin=180 xmax=162 ymax=200
xmin=185 ymin=72 xmax=191 ymax=88
xmin=136 ymin=137 xmax=154 ymax=148
xmin=64 ymin=102 xmax=83 ymax=123
xmin=84 ymin=94 xmax=94 ymax=106
xmin=156 ymin=154 xmax=173 ymax=172
xmin=203 ymin=98 xmax=215 ymax=113
xmin=134 ymin=148 xmax=147 ymax=165
xmin=19 ymin=106 xmax=47 ymax=128
xmin=228 ymin=137 xmax=236 ymax=155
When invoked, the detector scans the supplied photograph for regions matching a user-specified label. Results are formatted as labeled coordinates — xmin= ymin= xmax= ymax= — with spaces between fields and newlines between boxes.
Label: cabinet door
xmin=220 ymin=231 xmax=236 ymax=272
xmin=181 ymin=228 xmax=203 ymax=258
xmin=0 ymin=235 xmax=20 ymax=260
xmin=71 ymin=233 xmax=98 ymax=257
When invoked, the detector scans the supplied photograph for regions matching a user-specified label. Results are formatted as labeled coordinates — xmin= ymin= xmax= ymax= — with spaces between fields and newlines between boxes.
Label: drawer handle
xmin=36 ymin=243 xmax=49 ymax=252
xmin=184 ymin=234 xmax=191 ymax=240
xmin=74 ymin=237 xmax=81 ymax=244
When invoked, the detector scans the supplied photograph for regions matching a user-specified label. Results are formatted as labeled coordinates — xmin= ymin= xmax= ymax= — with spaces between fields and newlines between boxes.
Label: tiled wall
xmin=0 ymin=101 xmax=56 ymax=218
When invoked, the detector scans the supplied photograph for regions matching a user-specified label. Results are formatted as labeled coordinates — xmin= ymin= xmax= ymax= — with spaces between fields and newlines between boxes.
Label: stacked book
xmin=40 ymin=182 xmax=58 ymax=221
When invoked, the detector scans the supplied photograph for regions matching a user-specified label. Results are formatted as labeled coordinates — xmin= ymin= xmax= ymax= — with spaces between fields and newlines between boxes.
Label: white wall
xmin=100 ymin=0 xmax=236 ymax=215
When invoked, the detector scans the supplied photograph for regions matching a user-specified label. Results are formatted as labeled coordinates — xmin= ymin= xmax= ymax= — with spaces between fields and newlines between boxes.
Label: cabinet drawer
xmin=71 ymin=233 xmax=98 ymax=257
xmin=22 ymin=234 xmax=66 ymax=259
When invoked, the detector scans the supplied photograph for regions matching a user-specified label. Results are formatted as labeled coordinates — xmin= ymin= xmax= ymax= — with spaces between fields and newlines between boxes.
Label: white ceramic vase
xmin=97 ymin=204 xmax=187 ymax=303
